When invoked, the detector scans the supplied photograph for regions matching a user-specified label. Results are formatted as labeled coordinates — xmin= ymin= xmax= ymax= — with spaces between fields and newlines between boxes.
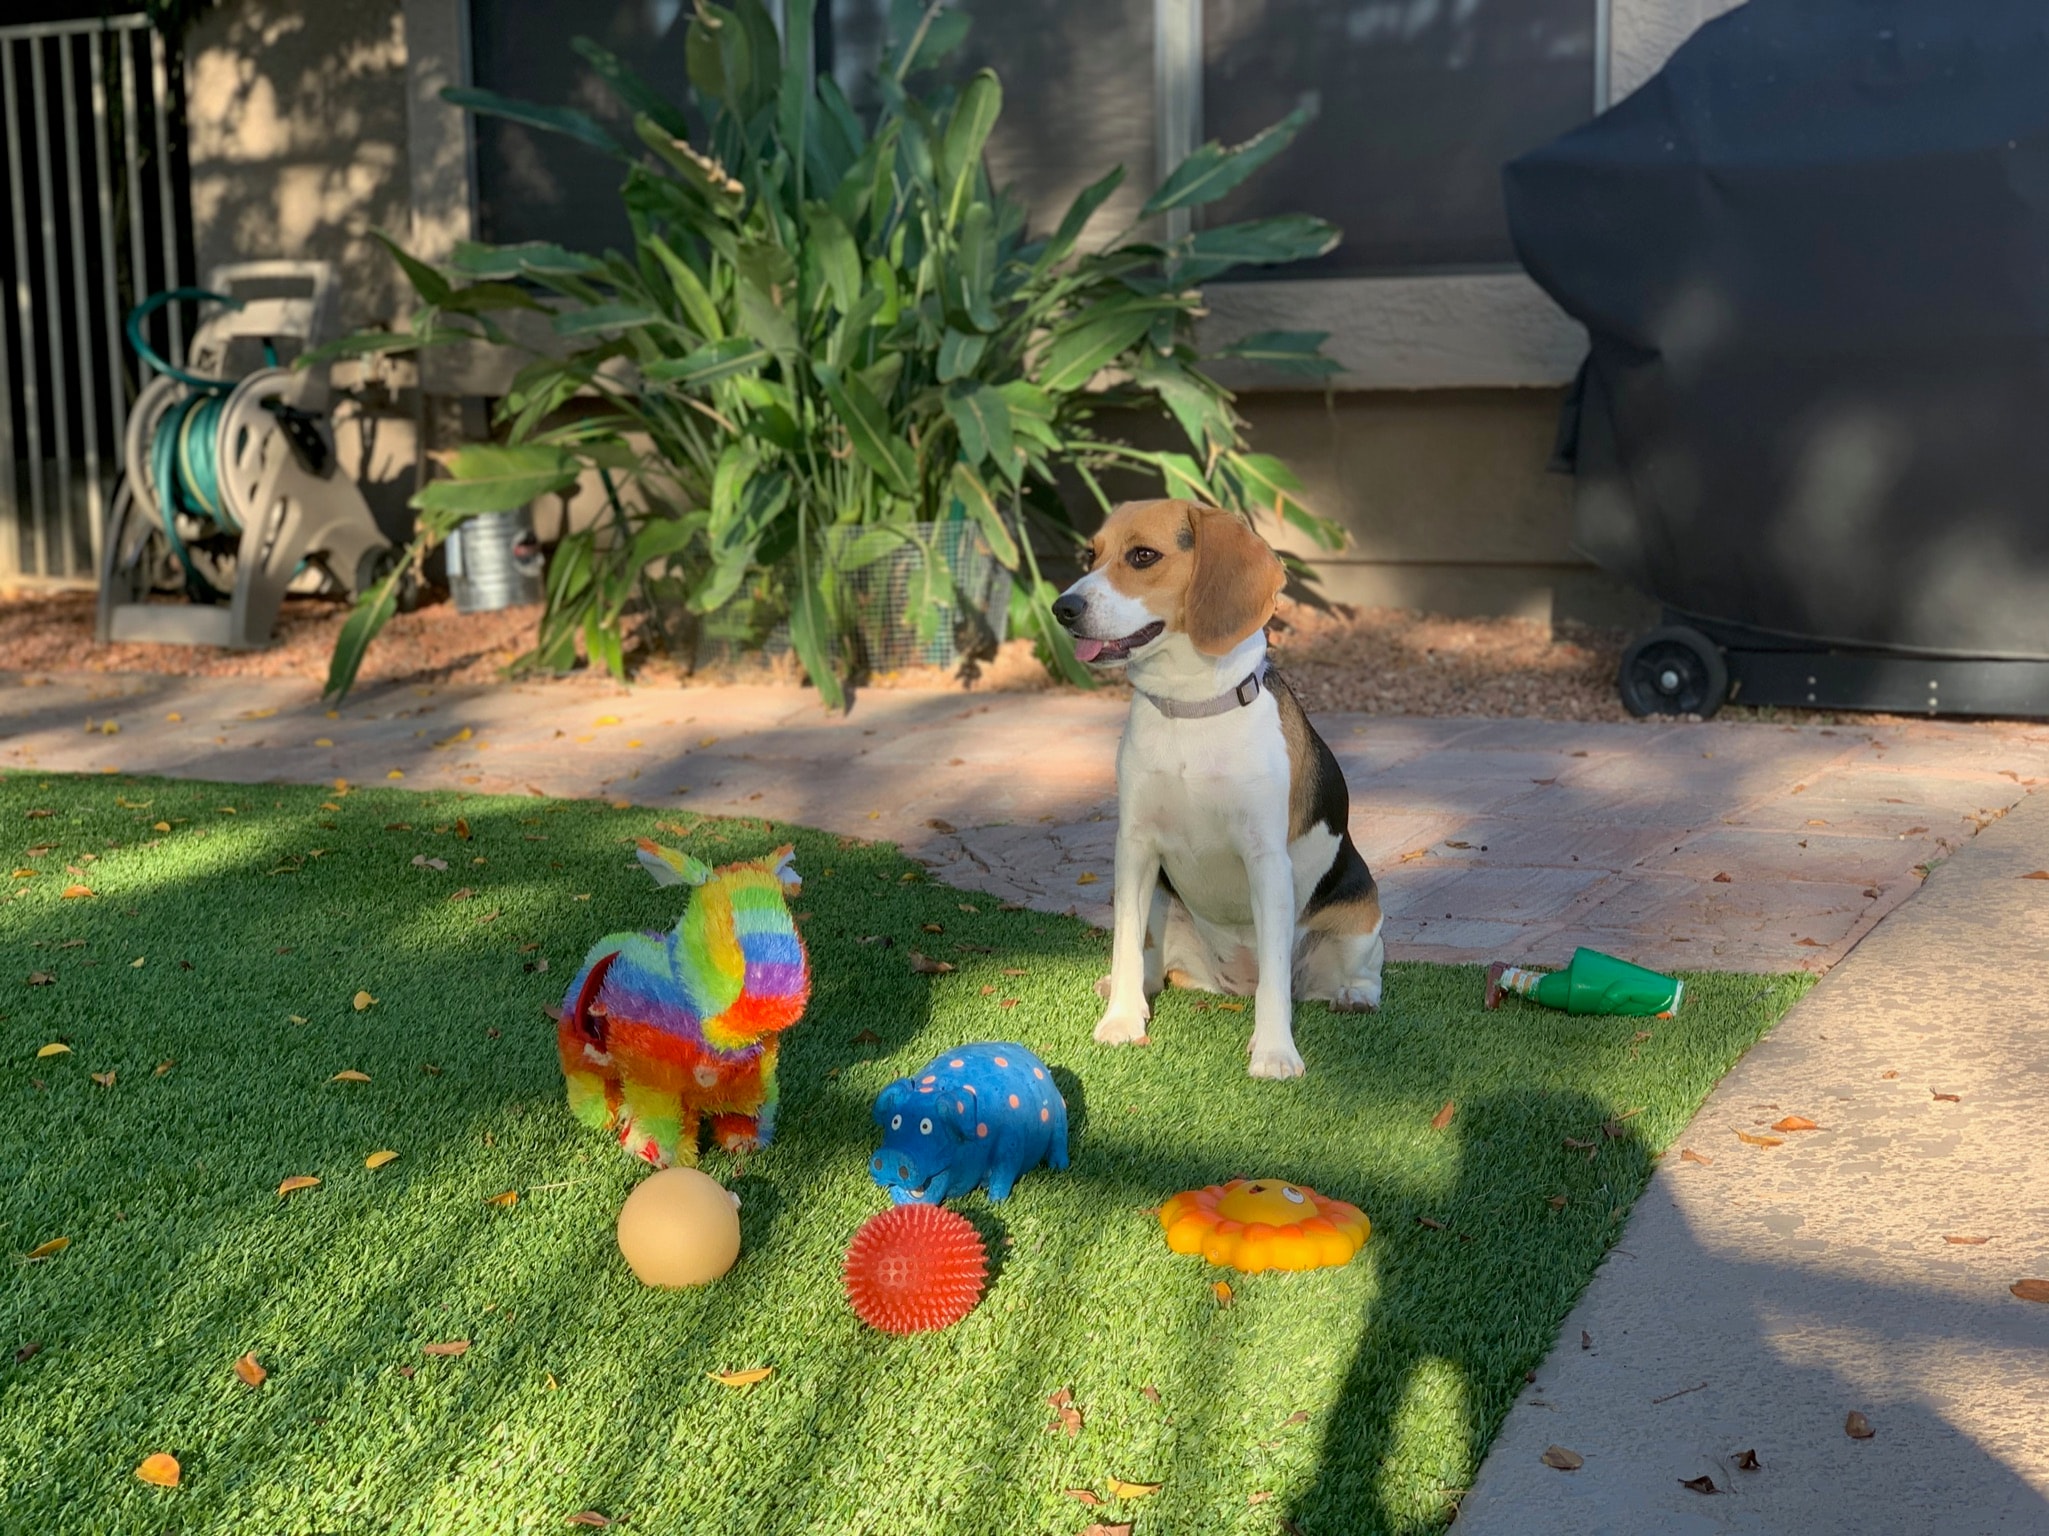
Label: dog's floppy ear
xmin=1184 ymin=505 xmax=1286 ymax=656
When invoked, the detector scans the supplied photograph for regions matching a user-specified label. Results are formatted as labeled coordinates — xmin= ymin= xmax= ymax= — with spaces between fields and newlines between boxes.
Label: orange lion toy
xmin=1159 ymin=1179 xmax=1369 ymax=1274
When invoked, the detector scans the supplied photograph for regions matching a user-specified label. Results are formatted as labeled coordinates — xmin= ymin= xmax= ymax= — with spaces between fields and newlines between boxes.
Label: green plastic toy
xmin=1485 ymin=947 xmax=1683 ymax=1017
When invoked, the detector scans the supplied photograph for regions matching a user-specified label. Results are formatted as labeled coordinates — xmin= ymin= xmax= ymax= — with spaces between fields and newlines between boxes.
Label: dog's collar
xmin=1136 ymin=666 xmax=1267 ymax=720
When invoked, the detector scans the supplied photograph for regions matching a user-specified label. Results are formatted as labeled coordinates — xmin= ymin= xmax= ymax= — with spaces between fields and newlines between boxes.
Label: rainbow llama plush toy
xmin=558 ymin=838 xmax=810 ymax=1168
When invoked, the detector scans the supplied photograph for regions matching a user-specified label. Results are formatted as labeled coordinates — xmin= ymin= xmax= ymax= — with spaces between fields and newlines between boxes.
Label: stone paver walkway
xmin=1455 ymin=759 xmax=2049 ymax=1534
xmin=6 ymin=670 xmax=2049 ymax=974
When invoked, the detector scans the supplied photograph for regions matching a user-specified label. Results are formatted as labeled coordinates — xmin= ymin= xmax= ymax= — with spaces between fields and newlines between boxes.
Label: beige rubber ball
xmin=615 ymin=1167 xmax=742 ymax=1287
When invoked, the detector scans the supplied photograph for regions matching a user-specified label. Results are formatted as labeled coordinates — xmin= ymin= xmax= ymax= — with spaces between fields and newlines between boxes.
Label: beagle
xmin=1051 ymin=498 xmax=1383 ymax=1079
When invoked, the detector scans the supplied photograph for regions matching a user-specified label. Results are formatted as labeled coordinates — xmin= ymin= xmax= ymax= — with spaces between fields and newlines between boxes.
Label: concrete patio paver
xmin=1453 ymin=768 xmax=2049 ymax=1535
xmin=6 ymin=669 xmax=2049 ymax=975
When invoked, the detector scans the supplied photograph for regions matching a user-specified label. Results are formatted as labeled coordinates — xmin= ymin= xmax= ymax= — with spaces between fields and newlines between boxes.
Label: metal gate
xmin=0 ymin=14 xmax=189 ymax=584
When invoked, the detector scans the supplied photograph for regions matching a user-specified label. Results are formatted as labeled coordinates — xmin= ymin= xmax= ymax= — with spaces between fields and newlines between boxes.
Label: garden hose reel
xmin=97 ymin=261 xmax=409 ymax=650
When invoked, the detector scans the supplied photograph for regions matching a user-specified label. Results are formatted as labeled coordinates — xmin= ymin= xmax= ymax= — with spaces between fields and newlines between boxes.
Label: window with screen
xmin=1201 ymin=0 xmax=1599 ymax=276
xmin=469 ymin=0 xmax=696 ymax=253
xmin=826 ymin=0 xmax=1157 ymax=242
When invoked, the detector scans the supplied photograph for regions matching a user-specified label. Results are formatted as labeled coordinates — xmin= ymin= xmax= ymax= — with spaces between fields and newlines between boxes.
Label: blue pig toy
xmin=870 ymin=1042 xmax=1068 ymax=1204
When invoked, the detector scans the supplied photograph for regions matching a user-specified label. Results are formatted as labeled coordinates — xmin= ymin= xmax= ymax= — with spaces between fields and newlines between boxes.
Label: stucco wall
xmin=184 ymin=0 xmax=412 ymax=336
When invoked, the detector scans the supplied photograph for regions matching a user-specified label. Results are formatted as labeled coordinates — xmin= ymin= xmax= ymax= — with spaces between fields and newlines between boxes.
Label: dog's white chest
xmin=1118 ymin=704 xmax=1288 ymax=926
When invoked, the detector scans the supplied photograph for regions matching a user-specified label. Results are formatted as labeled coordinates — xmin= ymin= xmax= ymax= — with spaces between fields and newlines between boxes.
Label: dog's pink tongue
xmin=1071 ymin=637 xmax=1105 ymax=662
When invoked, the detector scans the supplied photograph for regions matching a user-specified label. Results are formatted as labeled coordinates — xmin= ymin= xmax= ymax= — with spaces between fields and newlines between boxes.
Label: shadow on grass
xmin=0 ymin=771 xmax=1823 ymax=1535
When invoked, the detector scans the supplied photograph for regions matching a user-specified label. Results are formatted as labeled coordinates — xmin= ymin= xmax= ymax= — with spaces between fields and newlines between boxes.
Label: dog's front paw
xmin=1247 ymin=1039 xmax=1306 ymax=1079
xmin=1093 ymin=1006 xmax=1151 ymax=1046
xmin=1331 ymin=983 xmax=1380 ymax=1014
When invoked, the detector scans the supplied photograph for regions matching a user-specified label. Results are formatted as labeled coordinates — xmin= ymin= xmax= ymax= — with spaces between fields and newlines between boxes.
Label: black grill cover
xmin=1505 ymin=0 xmax=2049 ymax=659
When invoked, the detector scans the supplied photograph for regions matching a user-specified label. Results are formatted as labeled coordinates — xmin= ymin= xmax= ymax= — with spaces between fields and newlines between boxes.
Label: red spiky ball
xmin=843 ymin=1204 xmax=989 ymax=1335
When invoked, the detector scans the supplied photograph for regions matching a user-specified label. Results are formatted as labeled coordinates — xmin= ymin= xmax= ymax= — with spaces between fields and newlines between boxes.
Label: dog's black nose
xmin=1051 ymin=592 xmax=1086 ymax=629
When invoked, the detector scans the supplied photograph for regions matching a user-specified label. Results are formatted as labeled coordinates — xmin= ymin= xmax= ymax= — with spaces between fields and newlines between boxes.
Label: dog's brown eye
xmin=1126 ymin=546 xmax=1161 ymax=569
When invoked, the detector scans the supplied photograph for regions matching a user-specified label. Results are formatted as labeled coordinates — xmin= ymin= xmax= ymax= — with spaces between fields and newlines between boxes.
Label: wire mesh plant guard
xmin=693 ymin=521 xmax=1011 ymax=676
xmin=831 ymin=519 xmax=1012 ymax=672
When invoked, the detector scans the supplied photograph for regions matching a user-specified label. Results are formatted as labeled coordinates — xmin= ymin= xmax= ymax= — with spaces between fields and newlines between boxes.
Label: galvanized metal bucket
xmin=446 ymin=509 xmax=544 ymax=613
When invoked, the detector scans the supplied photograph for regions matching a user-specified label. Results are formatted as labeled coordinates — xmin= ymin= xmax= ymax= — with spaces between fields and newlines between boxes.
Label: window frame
xmin=403 ymin=0 xmax=1734 ymax=393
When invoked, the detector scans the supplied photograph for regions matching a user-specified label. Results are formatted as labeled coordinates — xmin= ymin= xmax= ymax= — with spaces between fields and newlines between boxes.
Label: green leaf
xmin=628 ymin=513 xmax=706 ymax=569
xmin=816 ymin=364 xmax=916 ymax=498
xmin=787 ymin=560 xmax=845 ymax=710
xmin=410 ymin=444 xmax=580 ymax=517
xmin=949 ymin=463 xmax=1019 ymax=570
xmin=642 ymin=337 xmax=771 ymax=389
xmin=322 ymin=550 xmax=410 ymax=702
xmin=1035 ymin=166 xmax=1125 ymax=273
xmin=943 ymin=381 xmax=1013 ymax=477
xmin=735 ymin=240 xmax=801 ymax=357
xmin=449 ymin=241 xmax=601 ymax=279
xmin=571 ymin=37 xmax=691 ymax=139
xmin=440 ymin=86 xmax=623 ymax=159
xmin=941 ymin=71 xmax=1002 ymax=227
xmin=370 ymin=229 xmax=452 ymax=306
xmin=804 ymin=204 xmax=862 ymax=315
xmin=1134 ymin=349 xmax=1233 ymax=457
xmin=552 ymin=302 xmax=661 ymax=337
xmin=951 ymin=201 xmax=998 ymax=333
xmin=644 ymin=236 xmax=724 ymax=340
xmin=937 ymin=327 xmax=987 ymax=382
xmin=1142 ymin=103 xmax=1313 ymax=217
xmin=1210 ymin=329 xmax=1343 ymax=378
xmin=1174 ymin=214 xmax=1339 ymax=282
xmin=778 ymin=0 xmax=817 ymax=199
xmin=1034 ymin=305 xmax=1161 ymax=394
xmin=440 ymin=281 xmax=549 ymax=316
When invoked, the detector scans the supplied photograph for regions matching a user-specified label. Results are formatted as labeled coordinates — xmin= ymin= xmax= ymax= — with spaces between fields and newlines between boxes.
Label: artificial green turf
xmin=0 ymin=771 xmax=1809 ymax=1536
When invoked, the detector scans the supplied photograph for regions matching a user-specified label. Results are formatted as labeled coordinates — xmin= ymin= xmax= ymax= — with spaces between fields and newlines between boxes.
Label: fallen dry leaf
xmin=90 ymin=1071 xmax=115 ymax=1088
xmin=1547 ymin=1194 xmax=1569 ymax=1210
xmin=1734 ymin=1448 xmax=1761 ymax=1471
xmin=448 ymin=887 xmax=474 ymax=902
xmin=277 ymin=1175 xmax=321 ymax=1197
xmin=14 ymin=1341 xmax=41 ymax=1363
xmin=2011 ymin=1279 xmax=2049 ymax=1304
xmin=709 ymin=1366 xmax=773 ymax=1387
xmin=485 ymin=1190 xmax=519 ymax=1208
xmin=907 ymin=950 xmax=955 ymax=975
xmin=1063 ymin=1489 xmax=1103 ymax=1507
xmin=1679 ymin=1474 xmax=1719 ymax=1494
xmin=1213 ymin=1280 xmax=1233 ymax=1309
xmin=1794 ymin=936 xmax=1824 ymax=947
xmin=1417 ymin=1215 xmax=1446 ymax=1230
xmin=1540 ymin=1445 xmax=1583 ymax=1471
xmin=566 ymin=1514 xmax=614 ymax=1529
xmin=422 ymin=1340 xmax=470 ymax=1357
xmin=1249 ymin=1490 xmax=1274 ymax=1504
xmin=1581 ymin=1330 xmax=1593 ymax=1350
xmin=365 ymin=1150 xmax=400 ymax=1170
xmin=331 ymin=1070 xmax=371 ymax=1084
xmin=1107 ymin=1478 xmax=1162 ymax=1500
xmin=1075 ymin=872 xmax=1098 ymax=885
xmin=1772 ymin=1115 xmax=1820 ymax=1132
xmin=234 ymin=1352 xmax=267 ymax=1388
xmin=1140 ymin=1384 xmax=1161 ymax=1403
xmin=1932 ymin=1090 xmax=1961 ymax=1103
xmin=134 ymin=1453 xmax=180 ymax=1488
xmin=1080 ymin=1524 xmax=1133 ymax=1536
xmin=1680 ymin=1148 xmax=1714 ymax=1166
xmin=2023 ymin=871 xmax=2049 ymax=880
xmin=1735 ymin=1131 xmax=1785 ymax=1148
xmin=24 ymin=1237 xmax=69 ymax=1261
xmin=1845 ymin=1410 xmax=1875 ymax=1439
xmin=1880 ymin=1069 xmax=1899 ymax=1079
xmin=1430 ymin=1100 xmax=1456 ymax=1131
xmin=1711 ymin=871 xmax=1732 ymax=882
xmin=352 ymin=990 xmax=377 ymax=1012
xmin=60 ymin=884 xmax=93 ymax=899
